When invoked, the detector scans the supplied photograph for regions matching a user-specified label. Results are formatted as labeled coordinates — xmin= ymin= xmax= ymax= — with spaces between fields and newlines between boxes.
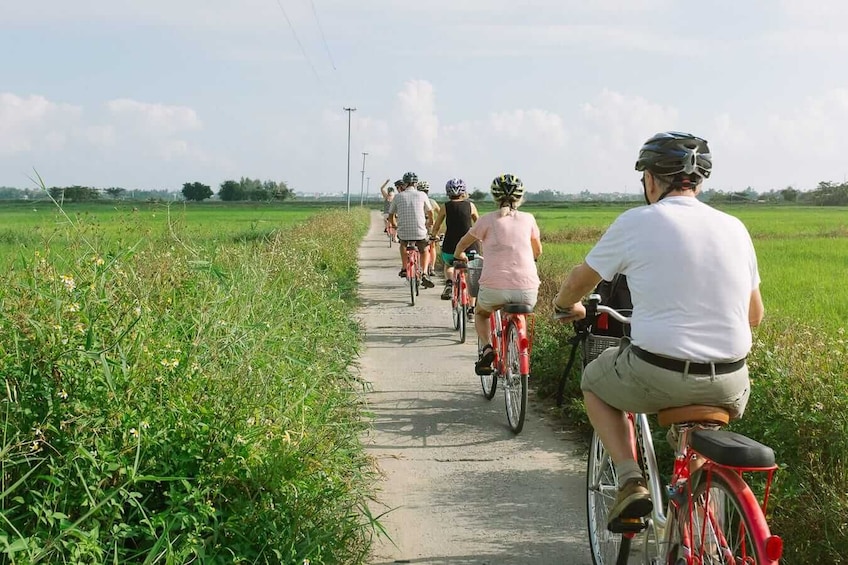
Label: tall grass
xmin=0 ymin=208 xmax=374 ymax=563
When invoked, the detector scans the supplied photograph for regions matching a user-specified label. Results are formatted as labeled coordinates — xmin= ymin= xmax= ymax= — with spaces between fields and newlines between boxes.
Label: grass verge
xmin=0 ymin=208 xmax=374 ymax=564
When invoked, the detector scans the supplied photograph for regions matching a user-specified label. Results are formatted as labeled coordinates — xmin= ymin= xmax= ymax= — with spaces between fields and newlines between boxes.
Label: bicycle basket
xmin=467 ymin=257 xmax=483 ymax=297
xmin=582 ymin=334 xmax=621 ymax=365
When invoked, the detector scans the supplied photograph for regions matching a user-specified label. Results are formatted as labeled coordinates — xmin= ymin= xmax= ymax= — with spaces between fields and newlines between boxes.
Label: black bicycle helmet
xmin=635 ymin=131 xmax=712 ymax=179
xmin=402 ymin=171 xmax=418 ymax=185
xmin=394 ymin=179 xmax=404 ymax=188
xmin=490 ymin=174 xmax=525 ymax=203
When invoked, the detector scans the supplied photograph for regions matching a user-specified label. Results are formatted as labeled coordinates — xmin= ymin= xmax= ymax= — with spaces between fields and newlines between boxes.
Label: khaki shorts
xmin=476 ymin=287 xmax=538 ymax=313
xmin=580 ymin=338 xmax=750 ymax=419
xmin=400 ymin=239 xmax=429 ymax=253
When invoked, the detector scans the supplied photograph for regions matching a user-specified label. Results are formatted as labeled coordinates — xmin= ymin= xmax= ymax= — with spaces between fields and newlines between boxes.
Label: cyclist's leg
xmin=443 ymin=252 xmax=455 ymax=282
xmin=398 ymin=240 xmax=409 ymax=276
xmin=419 ymin=240 xmax=435 ymax=287
xmin=581 ymin=344 xmax=655 ymax=522
xmin=441 ymin=252 xmax=455 ymax=299
xmin=474 ymin=287 xmax=502 ymax=372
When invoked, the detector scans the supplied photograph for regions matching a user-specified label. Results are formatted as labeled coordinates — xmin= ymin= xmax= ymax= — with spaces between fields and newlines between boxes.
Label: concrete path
xmin=358 ymin=211 xmax=591 ymax=565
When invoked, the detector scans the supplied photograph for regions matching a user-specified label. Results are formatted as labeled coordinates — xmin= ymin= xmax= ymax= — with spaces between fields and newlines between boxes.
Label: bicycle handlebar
xmin=553 ymin=293 xmax=632 ymax=324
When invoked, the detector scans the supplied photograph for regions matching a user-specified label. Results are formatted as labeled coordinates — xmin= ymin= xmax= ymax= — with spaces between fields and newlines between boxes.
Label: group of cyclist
xmin=382 ymin=130 xmax=764 ymax=529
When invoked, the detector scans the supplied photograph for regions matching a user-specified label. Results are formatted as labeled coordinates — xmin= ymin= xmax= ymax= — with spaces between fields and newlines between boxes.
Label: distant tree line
xmin=181 ymin=178 xmax=293 ymax=202
xmin=2 ymin=179 xmax=847 ymax=205
xmin=0 ymin=177 xmax=295 ymax=203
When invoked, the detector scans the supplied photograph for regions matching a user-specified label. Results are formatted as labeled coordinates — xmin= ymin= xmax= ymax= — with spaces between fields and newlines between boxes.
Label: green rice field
xmin=529 ymin=203 xmax=848 ymax=332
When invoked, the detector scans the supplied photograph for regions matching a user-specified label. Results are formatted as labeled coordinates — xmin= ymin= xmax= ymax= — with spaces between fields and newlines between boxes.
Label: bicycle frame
xmin=489 ymin=309 xmax=532 ymax=376
xmin=405 ymin=243 xmax=421 ymax=305
xmin=450 ymin=262 xmax=470 ymax=341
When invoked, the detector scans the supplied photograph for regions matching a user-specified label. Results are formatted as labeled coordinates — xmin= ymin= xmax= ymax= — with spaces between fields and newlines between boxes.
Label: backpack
xmin=589 ymin=274 xmax=632 ymax=338
xmin=555 ymin=274 xmax=633 ymax=407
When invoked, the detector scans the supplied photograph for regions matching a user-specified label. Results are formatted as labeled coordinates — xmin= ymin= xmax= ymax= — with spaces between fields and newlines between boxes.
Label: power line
xmin=273 ymin=0 xmax=322 ymax=84
xmin=309 ymin=0 xmax=337 ymax=70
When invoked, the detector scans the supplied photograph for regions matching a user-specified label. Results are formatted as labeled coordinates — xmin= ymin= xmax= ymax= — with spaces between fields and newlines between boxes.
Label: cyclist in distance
xmin=388 ymin=171 xmax=436 ymax=288
xmin=417 ymin=180 xmax=440 ymax=276
xmin=380 ymin=178 xmax=400 ymax=238
xmin=454 ymin=174 xmax=542 ymax=374
xmin=431 ymin=178 xmax=480 ymax=305
xmin=552 ymin=131 xmax=765 ymax=528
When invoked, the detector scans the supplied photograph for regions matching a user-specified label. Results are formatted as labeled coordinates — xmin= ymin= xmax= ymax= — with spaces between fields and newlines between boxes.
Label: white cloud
xmin=107 ymin=99 xmax=202 ymax=137
xmin=394 ymin=80 xmax=440 ymax=164
xmin=0 ymin=93 xmax=82 ymax=154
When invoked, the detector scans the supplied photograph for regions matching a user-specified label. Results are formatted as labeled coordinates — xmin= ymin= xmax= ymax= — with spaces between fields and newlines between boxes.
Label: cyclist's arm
xmin=431 ymin=206 xmax=447 ymax=234
xmin=531 ymin=234 xmax=542 ymax=260
xmin=379 ymin=178 xmax=391 ymax=198
xmin=470 ymin=202 xmax=479 ymax=222
xmin=553 ymin=261 xmax=602 ymax=321
xmin=749 ymin=287 xmax=764 ymax=327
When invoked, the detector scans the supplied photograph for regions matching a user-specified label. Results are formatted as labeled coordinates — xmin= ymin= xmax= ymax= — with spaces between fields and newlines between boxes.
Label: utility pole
xmin=343 ymin=107 xmax=356 ymax=211
xmin=359 ymin=152 xmax=368 ymax=206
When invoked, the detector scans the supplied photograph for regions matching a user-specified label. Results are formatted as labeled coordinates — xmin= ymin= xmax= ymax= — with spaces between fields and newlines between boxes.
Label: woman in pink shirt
xmin=454 ymin=174 xmax=542 ymax=374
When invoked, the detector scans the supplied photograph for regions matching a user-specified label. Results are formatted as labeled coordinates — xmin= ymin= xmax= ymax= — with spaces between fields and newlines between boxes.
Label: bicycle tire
xmin=504 ymin=321 xmax=527 ymax=434
xmin=452 ymin=290 xmax=461 ymax=331
xmin=667 ymin=465 xmax=772 ymax=564
xmin=459 ymin=303 xmax=467 ymax=343
xmin=478 ymin=336 xmax=497 ymax=400
xmin=587 ymin=431 xmax=622 ymax=565
xmin=409 ymin=269 xmax=416 ymax=306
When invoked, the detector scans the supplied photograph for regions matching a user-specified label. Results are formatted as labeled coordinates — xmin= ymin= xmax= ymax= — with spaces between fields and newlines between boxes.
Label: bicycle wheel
xmin=587 ymin=431 xmax=622 ymax=565
xmin=478 ymin=336 xmax=497 ymax=400
xmin=452 ymin=288 xmax=461 ymax=331
xmin=459 ymin=303 xmax=467 ymax=343
xmin=503 ymin=321 xmax=527 ymax=434
xmin=667 ymin=466 xmax=771 ymax=565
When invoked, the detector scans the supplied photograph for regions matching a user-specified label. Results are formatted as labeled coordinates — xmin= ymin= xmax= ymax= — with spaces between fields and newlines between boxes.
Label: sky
xmin=3 ymin=0 xmax=848 ymax=196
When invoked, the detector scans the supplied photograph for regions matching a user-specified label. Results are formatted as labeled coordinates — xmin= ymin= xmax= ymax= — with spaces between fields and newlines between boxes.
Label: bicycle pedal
xmin=607 ymin=517 xmax=647 ymax=534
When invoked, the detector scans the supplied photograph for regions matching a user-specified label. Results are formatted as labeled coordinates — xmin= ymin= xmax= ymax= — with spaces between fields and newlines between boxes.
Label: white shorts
xmin=476 ymin=287 xmax=538 ymax=313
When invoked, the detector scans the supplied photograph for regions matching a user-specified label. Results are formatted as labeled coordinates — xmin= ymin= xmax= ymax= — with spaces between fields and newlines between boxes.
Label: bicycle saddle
xmin=657 ymin=405 xmax=731 ymax=427
xmin=503 ymin=304 xmax=534 ymax=314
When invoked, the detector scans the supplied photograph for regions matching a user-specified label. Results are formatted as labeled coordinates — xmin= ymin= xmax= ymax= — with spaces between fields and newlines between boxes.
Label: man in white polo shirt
xmin=388 ymin=171 xmax=435 ymax=288
xmin=553 ymin=131 xmax=765 ymax=528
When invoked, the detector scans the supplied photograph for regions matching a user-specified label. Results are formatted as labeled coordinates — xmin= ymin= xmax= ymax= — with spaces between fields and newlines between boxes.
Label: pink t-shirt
xmin=469 ymin=209 xmax=540 ymax=290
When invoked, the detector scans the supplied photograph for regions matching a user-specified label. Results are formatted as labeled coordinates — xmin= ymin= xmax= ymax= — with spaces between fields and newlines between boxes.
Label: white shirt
xmin=585 ymin=196 xmax=760 ymax=362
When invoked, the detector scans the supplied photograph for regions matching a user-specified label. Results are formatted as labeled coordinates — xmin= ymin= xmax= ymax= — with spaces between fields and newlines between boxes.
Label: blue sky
xmin=3 ymin=0 xmax=848 ymax=195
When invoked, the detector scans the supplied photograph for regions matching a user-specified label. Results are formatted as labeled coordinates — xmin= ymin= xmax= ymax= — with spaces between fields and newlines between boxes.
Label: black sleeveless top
xmin=442 ymin=200 xmax=478 ymax=254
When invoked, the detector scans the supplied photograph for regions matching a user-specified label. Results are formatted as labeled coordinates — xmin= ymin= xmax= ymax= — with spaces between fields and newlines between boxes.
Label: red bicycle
xmin=449 ymin=250 xmax=477 ymax=343
xmin=477 ymin=303 xmax=534 ymax=434
xmin=572 ymin=295 xmax=783 ymax=565
xmin=405 ymin=242 xmax=422 ymax=306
